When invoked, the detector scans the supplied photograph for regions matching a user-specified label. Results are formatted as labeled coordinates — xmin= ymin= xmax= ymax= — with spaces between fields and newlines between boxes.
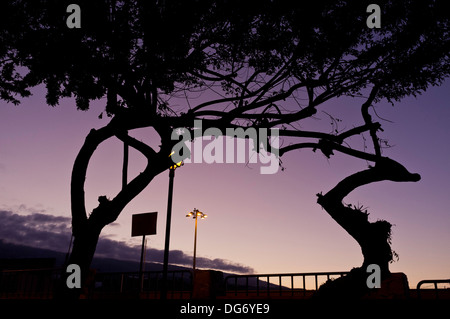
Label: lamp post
xmin=186 ymin=208 xmax=207 ymax=270
xmin=161 ymin=153 xmax=183 ymax=300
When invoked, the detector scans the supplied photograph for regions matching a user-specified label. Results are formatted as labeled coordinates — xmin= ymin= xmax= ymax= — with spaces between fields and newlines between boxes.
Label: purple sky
xmin=1 ymin=80 xmax=449 ymax=288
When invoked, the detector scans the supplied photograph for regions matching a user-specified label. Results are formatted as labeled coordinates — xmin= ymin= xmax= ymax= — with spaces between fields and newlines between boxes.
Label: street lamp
xmin=161 ymin=152 xmax=183 ymax=299
xmin=186 ymin=208 xmax=207 ymax=270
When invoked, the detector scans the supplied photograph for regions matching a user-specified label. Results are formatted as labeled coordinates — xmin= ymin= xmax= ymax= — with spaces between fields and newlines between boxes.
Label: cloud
xmin=0 ymin=210 xmax=72 ymax=253
xmin=0 ymin=210 xmax=254 ymax=273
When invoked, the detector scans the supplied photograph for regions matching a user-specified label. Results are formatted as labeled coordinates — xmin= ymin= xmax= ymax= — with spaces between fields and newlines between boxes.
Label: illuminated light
xmin=169 ymin=161 xmax=183 ymax=170
xmin=169 ymin=151 xmax=184 ymax=170
xmin=186 ymin=208 xmax=207 ymax=220
xmin=186 ymin=208 xmax=208 ymax=270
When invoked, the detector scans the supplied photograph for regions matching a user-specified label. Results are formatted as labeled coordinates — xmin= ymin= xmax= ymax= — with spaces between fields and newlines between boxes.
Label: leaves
xmin=0 ymin=0 xmax=448 ymax=124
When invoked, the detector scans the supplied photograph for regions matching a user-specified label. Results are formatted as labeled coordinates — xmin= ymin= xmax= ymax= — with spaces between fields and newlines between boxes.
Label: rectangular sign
xmin=131 ymin=212 xmax=157 ymax=237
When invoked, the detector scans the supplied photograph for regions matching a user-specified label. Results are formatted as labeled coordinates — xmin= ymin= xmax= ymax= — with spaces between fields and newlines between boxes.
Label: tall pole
xmin=139 ymin=235 xmax=146 ymax=292
xmin=122 ymin=131 xmax=128 ymax=190
xmin=161 ymin=168 xmax=175 ymax=299
xmin=186 ymin=208 xmax=206 ymax=273
xmin=193 ymin=213 xmax=198 ymax=270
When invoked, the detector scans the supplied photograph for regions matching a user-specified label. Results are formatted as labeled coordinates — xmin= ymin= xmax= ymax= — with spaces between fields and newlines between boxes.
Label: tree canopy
xmin=3 ymin=1 xmax=448 ymax=110
xmin=2 ymin=0 xmax=449 ymax=166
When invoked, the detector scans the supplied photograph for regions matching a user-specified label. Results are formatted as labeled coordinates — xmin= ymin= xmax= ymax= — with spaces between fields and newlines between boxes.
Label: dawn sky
xmin=1 ymin=77 xmax=449 ymax=288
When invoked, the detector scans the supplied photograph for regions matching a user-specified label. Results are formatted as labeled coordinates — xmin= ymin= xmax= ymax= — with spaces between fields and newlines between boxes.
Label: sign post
xmin=132 ymin=212 xmax=157 ymax=292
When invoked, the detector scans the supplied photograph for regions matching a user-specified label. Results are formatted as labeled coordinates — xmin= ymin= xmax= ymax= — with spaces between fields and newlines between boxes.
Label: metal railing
xmin=92 ymin=270 xmax=193 ymax=299
xmin=0 ymin=268 xmax=193 ymax=299
xmin=416 ymin=279 xmax=450 ymax=300
xmin=7 ymin=267 xmax=449 ymax=300
xmin=225 ymin=271 xmax=349 ymax=298
xmin=0 ymin=268 xmax=62 ymax=299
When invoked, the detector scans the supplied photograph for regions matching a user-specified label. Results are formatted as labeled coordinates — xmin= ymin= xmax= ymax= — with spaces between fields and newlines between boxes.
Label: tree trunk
xmin=55 ymin=116 xmax=172 ymax=299
xmin=56 ymin=199 xmax=111 ymax=299
xmin=317 ymin=194 xmax=393 ymax=276
xmin=54 ymin=223 xmax=102 ymax=299
xmin=315 ymin=157 xmax=420 ymax=298
xmin=68 ymin=224 xmax=101 ymax=283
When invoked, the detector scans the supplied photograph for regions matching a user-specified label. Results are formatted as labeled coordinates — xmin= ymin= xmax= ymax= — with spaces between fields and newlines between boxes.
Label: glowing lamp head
xmin=169 ymin=151 xmax=183 ymax=170
xmin=186 ymin=208 xmax=207 ymax=220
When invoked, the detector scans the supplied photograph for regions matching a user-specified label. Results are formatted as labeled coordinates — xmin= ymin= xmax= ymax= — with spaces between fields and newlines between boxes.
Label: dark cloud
xmin=0 ymin=210 xmax=72 ymax=253
xmin=0 ymin=210 xmax=254 ymax=273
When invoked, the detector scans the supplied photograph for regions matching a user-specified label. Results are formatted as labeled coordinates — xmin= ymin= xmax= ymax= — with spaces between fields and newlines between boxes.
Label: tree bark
xmin=56 ymin=114 xmax=173 ymax=299
xmin=316 ymin=157 xmax=420 ymax=282
xmin=55 ymin=216 xmax=102 ymax=299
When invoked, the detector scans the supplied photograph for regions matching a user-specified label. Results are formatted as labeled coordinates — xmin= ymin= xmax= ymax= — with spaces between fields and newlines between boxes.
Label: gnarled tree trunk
xmin=315 ymin=157 xmax=420 ymax=298
xmin=56 ymin=115 xmax=173 ymax=299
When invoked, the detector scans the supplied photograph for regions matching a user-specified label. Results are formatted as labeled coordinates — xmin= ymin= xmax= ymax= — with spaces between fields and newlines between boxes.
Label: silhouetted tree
xmin=1 ymin=0 xmax=449 ymax=298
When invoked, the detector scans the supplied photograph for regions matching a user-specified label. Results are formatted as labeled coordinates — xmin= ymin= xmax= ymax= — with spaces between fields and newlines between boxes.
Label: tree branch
xmin=361 ymin=86 xmax=382 ymax=157
xmin=102 ymin=133 xmax=162 ymax=221
xmin=278 ymin=122 xmax=380 ymax=142
xmin=336 ymin=122 xmax=382 ymax=143
xmin=278 ymin=139 xmax=380 ymax=162
xmin=320 ymin=157 xmax=421 ymax=204
xmin=70 ymin=125 xmax=117 ymax=235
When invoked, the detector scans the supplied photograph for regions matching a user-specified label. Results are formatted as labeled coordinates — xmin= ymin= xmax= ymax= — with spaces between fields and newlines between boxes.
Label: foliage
xmin=1 ymin=0 xmax=448 ymax=118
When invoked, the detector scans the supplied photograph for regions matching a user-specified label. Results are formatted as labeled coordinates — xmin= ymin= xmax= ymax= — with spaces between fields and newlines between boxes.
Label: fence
xmin=5 ymin=268 xmax=449 ymax=300
xmin=92 ymin=270 xmax=193 ymax=299
xmin=225 ymin=271 xmax=349 ymax=298
xmin=0 ymin=268 xmax=193 ymax=299
xmin=0 ymin=268 xmax=62 ymax=299
xmin=416 ymin=279 xmax=450 ymax=300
